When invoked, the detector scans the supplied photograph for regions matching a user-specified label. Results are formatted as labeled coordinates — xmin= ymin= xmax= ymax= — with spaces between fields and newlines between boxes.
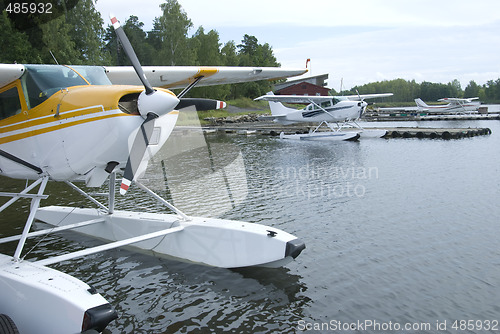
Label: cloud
xmin=95 ymin=0 xmax=500 ymax=88
xmin=181 ymin=0 xmax=500 ymax=28
xmin=274 ymin=20 xmax=500 ymax=88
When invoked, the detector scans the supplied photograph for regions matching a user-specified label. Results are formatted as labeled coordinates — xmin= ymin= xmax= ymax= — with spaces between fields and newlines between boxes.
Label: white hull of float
xmin=279 ymin=131 xmax=360 ymax=141
xmin=35 ymin=206 xmax=305 ymax=268
xmin=0 ymin=253 xmax=116 ymax=334
xmin=358 ymin=129 xmax=388 ymax=138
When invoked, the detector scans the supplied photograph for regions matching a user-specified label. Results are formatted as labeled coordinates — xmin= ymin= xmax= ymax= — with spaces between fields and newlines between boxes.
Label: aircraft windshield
xmin=70 ymin=66 xmax=112 ymax=85
xmin=21 ymin=65 xmax=111 ymax=109
xmin=22 ymin=65 xmax=87 ymax=109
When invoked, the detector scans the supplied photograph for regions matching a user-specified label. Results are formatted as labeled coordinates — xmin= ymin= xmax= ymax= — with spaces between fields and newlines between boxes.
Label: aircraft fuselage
xmin=0 ymin=65 xmax=177 ymax=186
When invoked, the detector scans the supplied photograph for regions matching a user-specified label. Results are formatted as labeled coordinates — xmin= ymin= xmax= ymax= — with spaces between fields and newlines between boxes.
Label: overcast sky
xmin=95 ymin=0 xmax=500 ymax=90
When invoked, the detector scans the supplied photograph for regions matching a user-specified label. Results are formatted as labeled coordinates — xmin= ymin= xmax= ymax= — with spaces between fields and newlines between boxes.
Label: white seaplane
xmin=415 ymin=97 xmax=480 ymax=113
xmin=255 ymin=92 xmax=393 ymax=140
xmin=0 ymin=15 xmax=307 ymax=334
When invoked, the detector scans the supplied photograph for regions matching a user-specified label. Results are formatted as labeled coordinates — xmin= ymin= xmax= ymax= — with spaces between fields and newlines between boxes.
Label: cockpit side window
xmin=0 ymin=86 xmax=22 ymax=121
xmin=320 ymin=100 xmax=332 ymax=108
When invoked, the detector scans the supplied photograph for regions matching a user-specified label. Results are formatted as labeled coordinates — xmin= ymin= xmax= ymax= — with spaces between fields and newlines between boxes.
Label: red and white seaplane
xmin=0 ymin=15 xmax=306 ymax=333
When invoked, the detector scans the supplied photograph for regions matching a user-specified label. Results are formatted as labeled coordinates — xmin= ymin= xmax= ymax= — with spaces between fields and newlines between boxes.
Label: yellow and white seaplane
xmin=255 ymin=92 xmax=393 ymax=140
xmin=0 ymin=15 xmax=306 ymax=334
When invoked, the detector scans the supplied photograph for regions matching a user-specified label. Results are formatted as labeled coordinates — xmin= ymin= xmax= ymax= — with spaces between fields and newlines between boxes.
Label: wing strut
xmin=0 ymin=149 xmax=43 ymax=174
xmin=177 ymin=76 xmax=204 ymax=99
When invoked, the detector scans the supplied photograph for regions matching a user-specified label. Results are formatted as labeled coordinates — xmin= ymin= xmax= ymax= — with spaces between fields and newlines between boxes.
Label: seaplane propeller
xmin=356 ymin=89 xmax=368 ymax=119
xmin=110 ymin=15 xmax=225 ymax=195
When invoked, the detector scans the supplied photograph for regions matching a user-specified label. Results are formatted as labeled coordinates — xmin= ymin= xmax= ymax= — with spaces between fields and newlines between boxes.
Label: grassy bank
xmin=176 ymin=98 xmax=270 ymax=126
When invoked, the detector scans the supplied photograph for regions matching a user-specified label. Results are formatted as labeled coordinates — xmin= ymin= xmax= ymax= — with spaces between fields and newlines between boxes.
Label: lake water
xmin=1 ymin=118 xmax=499 ymax=333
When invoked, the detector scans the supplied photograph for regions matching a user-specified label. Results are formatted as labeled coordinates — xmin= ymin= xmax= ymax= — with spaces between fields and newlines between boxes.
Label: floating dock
xmin=365 ymin=111 xmax=500 ymax=122
xmin=381 ymin=127 xmax=492 ymax=139
xmin=174 ymin=123 xmax=492 ymax=140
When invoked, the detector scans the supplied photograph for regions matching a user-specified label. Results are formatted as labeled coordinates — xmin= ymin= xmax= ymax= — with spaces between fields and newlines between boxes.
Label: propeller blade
xmin=110 ymin=15 xmax=180 ymax=195
xmin=176 ymin=98 xmax=226 ymax=111
xmin=358 ymin=101 xmax=367 ymax=119
xmin=120 ymin=113 xmax=157 ymax=195
xmin=110 ymin=14 xmax=154 ymax=95
xmin=354 ymin=89 xmax=367 ymax=118
xmin=355 ymin=89 xmax=362 ymax=101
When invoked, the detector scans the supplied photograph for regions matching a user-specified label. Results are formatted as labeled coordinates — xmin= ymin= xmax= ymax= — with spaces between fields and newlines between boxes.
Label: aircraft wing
xmin=104 ymin=66 xmax=307 ymax=89
xmin=378 ymin=106 xmax=422 ymax=112
xmin=255 ymin=93 xmax=393 ymax=104
xmin=0 ymin=64 xmax=25 ymax=88
xmin=438 ymin=97 xmax=479 ymax=103
xmin=342 ymin=93 xmax=393 ymax=101
xmin=254 ymin=94 xmax=334 ymax=104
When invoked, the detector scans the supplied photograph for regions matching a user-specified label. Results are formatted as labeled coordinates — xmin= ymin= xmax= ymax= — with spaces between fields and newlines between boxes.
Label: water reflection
xmin=139 ymin=108 xmax=249 ymax=218
xmin=0 ymin=112 xmax=311 ymax=333
xmin=3 ymin=119 xmax=499 ymax=333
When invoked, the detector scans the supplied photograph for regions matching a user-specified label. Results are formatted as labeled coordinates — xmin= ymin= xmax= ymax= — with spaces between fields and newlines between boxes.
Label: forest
xmin=339 ymin=78 xmax=500 ymax=104
xmin=1 ymin=0 xmax=500 ymax=102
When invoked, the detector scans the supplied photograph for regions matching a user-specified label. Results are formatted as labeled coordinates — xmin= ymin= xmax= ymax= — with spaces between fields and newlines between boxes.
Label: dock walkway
xmin=174 ymin=122 xmax=492 ymax=140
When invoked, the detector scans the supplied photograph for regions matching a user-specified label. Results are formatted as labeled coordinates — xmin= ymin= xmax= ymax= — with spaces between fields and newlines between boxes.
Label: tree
xmin=188 ymin=27 xmax=229 ymax=99
xmin=447 ymin=79 xmax=462 ymax=98
xmin=150 ymin=0 xmax=195 ymax=65
xmin=464 ymin=80 xmax=480 ymax=98
xmin=0 ymin=11 xmax=40 ymax=63
xmin=237 ymin=34 xmax=259 ymax=57
xmin=232 ymin=34 xmax=280 ymax=98
xmin=65 ymin=0 xmax=109 ymax=64
xmin=484 ymin=79 xmax=500 ymax=102
xmin=191 ymin=26 xmax=223 ymax=66
xmin=221 ymin=41 xmax=239 ymax=66
xmin=40 ymin=15 xmax=80 ymax=64
xmin=104 ymin=16 xmax=153 ymax=65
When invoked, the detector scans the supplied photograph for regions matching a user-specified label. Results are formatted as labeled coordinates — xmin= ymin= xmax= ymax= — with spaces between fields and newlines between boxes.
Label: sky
xmin=94 ymin=0 xmax=500 ymax=90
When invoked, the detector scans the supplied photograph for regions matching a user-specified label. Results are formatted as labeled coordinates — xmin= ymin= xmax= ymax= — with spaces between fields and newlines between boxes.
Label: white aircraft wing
xmin=378 ymin=106 xmax=422 ymax=112
xmin=104 ymin=66 xmax=307 ymax=89
xmin=438 ymin=97 xmax=479 ymax=103
xmin=254 ymin=94 xmax=334 ymax=104
xmin=0 ymin=64 xmax=25 ymax=88
xmin=0 ymin=64 xmax=306 ymax=90
xmin=343 ymin=93 xmax=393 ymax=101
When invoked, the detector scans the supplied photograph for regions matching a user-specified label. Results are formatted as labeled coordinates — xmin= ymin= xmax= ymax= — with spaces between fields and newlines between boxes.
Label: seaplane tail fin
xmin=269 ymin=100 xmax=295 ymax=116
xmin=259 ymin=91 xmax=296 ymax=116
xmin=415 ymin=98 xmax=429 ymax=109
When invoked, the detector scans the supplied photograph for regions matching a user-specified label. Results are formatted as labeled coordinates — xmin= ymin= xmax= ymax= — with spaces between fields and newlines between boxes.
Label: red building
xmin=274 ymin=74 xmax=330 ymax=96
xmin=275 ymin=81 xmax=330 ymax=96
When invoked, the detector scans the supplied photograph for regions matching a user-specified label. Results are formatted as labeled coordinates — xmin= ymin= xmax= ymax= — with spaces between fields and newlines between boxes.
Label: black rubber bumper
xmin=285 ymin=238 xmax=306 ymax=259
xmin=82 ymin=303 xmax=118 ymax=333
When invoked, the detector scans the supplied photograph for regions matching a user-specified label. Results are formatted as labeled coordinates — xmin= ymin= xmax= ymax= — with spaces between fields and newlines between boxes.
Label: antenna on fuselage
xmin=49 ymin=51 xmax=59 ymax=65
